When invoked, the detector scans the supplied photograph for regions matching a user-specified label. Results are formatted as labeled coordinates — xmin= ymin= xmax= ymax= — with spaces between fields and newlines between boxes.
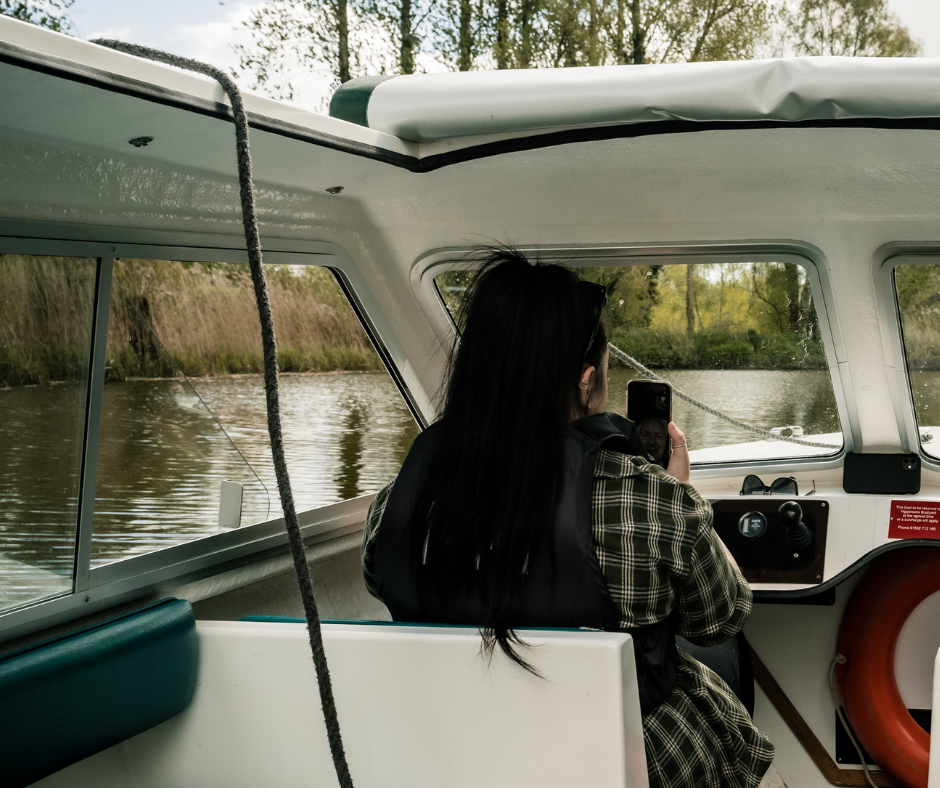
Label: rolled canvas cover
xmin=332 ymin=57 xmax=940 ymax=142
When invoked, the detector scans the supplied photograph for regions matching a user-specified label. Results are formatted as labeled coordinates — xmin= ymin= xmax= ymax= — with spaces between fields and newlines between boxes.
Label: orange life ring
xmin=837 ymin=547 xmax=940 ymax=788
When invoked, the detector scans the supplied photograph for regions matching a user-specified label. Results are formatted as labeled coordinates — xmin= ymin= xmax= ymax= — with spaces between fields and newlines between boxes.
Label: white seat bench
xmin=37 ymin=620 xmax=649 ymax=788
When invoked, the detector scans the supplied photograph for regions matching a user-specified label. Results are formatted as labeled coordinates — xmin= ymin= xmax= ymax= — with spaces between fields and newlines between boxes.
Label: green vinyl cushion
xmin=0 ymin=598 xmax=197 ymax=788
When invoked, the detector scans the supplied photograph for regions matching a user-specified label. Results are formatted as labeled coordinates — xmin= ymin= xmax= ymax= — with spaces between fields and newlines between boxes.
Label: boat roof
xmin=5 ymin=12 xmax=940 ymax=165
xmin=330 ymin=57 xmax=940 ymax=145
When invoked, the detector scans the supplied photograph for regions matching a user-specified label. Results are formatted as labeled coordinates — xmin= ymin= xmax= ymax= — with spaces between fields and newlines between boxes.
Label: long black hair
xmin=413 ymin=248 xmax=608 ymax=669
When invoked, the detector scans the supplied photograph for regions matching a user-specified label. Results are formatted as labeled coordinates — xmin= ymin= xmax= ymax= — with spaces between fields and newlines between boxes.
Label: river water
xmin=1 ymin=367 xmax=848 ymax=609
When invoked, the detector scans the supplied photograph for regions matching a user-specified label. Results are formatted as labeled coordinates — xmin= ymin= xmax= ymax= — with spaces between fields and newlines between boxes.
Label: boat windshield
xmin=435 ymin=259 xmax=844 ymax=465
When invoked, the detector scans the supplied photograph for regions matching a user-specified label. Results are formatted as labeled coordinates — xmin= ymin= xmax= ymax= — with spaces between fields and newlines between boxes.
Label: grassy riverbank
xmin=0 ymin=255 xmax=381 ymax=387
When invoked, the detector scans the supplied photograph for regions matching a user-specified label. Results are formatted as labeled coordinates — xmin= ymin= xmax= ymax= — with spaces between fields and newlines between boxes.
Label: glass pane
xmin=435 ymin=261 xmax=842 ymax=464
xmin=0 ymin=254 xmax=96 ymax=611
xmin=895 ymin=264 xmax=940 ymax=459
xmin=92 ymin=275 xmax=271 ymax=567
xmin=92 ymin=259 xmax=417 ymax=567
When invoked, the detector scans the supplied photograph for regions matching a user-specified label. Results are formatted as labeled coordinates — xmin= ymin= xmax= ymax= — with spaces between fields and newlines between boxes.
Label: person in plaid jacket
xmin=361 ymin=249 xmax=780 ymax=788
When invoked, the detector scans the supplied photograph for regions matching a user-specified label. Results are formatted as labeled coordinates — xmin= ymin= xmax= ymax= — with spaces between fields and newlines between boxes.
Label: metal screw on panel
xmin=129 ymin=136 xmax=154 ymax=148
xmin=325 ymin=186 xmax=344 ymax=194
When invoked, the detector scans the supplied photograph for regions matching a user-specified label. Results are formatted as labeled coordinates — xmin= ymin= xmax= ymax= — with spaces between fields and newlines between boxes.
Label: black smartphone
xmin=627 ymin=380 xmax=673 ymax=468
xmin=843 ymin=453 xmax=920 ymax=494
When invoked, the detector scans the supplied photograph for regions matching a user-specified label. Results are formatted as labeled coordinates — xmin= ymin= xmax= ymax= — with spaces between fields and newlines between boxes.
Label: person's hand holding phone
xmin=666 ymin=422 xmax=690 ymax=484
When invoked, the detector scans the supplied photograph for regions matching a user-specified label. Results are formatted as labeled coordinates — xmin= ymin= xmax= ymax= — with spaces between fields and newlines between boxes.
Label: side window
xmin=91 ymin=258 xmax=417 ymax=569
xmin=0 ymin=254 xmax=97 ymax=611
xmin=436 ymin=260 xmax=843 ymax=464
xmin=895 ymin=263 xmax=940 ymax=459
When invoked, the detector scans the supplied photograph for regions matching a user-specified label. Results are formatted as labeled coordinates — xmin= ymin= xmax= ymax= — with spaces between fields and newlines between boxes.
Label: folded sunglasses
xmin=739 ymin=475 xmax=799 ymax=496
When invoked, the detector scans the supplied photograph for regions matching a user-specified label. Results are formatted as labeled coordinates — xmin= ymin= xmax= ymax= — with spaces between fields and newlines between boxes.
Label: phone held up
xmin=627 ymin=380 xmax=673 ymax=469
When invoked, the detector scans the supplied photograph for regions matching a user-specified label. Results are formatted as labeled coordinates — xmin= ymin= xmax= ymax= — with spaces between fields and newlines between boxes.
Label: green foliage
xmin=580 ymin=265 xmax=657 ymax=330
xmin=0 ymin=0 xmax=73 ymax=33
xmin=608 ymin=326 xmax=826 ymax=370
xmin=896 ymin=265 xmax=940 ymax=372
xmin=435 ymin=259 xmax=827 ymax=370
xmin=789 ymin=0 xmax=922 ymax=57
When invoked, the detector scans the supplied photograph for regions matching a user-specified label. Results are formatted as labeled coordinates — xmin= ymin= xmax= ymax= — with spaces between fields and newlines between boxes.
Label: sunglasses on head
xmin=578 ymin=281 xmax=608 ymax=363
xmin=739 ymin=475 xmax=799 ymax=496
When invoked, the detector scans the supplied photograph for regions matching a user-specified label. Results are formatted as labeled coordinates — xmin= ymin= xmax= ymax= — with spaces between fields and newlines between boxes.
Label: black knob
xmin=779 ymin=501 xmax=811 ymax=550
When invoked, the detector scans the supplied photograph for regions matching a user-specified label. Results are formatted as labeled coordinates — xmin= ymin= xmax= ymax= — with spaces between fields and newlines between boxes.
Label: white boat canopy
xmin=330 ymin=57 xmax=940 ymax=143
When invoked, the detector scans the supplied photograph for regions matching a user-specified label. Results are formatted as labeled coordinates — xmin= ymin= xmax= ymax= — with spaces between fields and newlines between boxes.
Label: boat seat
xmin=0 ymin=598 xmax=198 ymax=788
xmin=32 ymin=619 xmax=650 ymax=788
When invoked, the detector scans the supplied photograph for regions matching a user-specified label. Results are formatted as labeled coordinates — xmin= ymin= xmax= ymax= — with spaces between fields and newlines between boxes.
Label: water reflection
xmin=336 ymin=404 xmax=365 ymax=500
xmin=608 ymin=368 xmax=841 ymax=451
xmin=91 ymin=379 xmax=271 ymax=567
xmin=0 ymin=382 xmax=86 ymax=606
xmin=193 ymin=373 xmax=420 ymax=513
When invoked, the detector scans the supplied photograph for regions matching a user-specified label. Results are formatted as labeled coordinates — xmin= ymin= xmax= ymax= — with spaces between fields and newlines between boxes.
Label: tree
xmin=234 ymin=0 xmax=354 ymax=98
xmin=790 ymin=0 xmax=922 ymax=57
xmin=235 ymin=0 xmax=435 ymax=94
xmin=440 ymin=0 xmax=781 ymax=71
xmin=0 ymin=0 xmax=74 ymax=33
xmin=362 ymin=0 xmax=436 ymax=74
xmin=604 ymin=0 xmax=781 ymax=65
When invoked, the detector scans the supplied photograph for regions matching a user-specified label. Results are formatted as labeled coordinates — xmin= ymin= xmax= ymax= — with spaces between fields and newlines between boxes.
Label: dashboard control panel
xmin=711 ymin=498 xmax=828 ymax=585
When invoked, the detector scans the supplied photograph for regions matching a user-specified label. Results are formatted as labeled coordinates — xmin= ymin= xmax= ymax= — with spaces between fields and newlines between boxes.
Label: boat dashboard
xmin=706 ymin=486 xmax=940 ymax=596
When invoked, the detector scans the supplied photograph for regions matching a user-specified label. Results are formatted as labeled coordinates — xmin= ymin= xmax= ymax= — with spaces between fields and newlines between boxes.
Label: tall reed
xmin=0 ymin=255 xmax=380 ymax=386
xmin=0 ymin=255 xmax=98 ymax=386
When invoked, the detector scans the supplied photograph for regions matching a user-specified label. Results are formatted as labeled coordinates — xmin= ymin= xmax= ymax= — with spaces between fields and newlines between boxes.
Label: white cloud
xmin=85 ymin=25 xmax=134 ymax=43
xmin=174 ymin=1 xmax=339 ymax=112
xmin=177 ymin=2 xmax=260 ymax=72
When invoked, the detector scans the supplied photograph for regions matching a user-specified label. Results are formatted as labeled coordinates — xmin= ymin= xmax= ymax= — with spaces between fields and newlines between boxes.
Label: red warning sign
xmin=889 ymin=501 xmax=940 ymax=539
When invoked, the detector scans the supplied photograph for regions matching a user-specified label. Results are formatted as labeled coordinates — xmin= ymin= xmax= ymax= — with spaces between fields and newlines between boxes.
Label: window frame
xmin=411 ymin=241 xmax=856 ymax=477
xmin=876 ymin=245 xmax=940 ymax=466
xmin=0 ymin=230 xmax=419 ymax=644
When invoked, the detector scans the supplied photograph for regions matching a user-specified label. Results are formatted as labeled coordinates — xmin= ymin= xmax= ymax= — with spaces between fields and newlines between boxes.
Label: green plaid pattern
xmin=362 ymin=450 xmax=774 ymax=788
xmin=592 ymin=450 xmax=773 ymax=787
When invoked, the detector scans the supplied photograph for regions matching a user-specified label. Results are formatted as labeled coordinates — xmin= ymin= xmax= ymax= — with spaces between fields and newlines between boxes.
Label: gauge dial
xmin=738 ymin=511 xmax=768 ymax=539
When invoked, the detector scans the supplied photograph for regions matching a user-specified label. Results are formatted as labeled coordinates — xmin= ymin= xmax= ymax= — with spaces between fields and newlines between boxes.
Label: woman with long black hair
xmin=361 ymin=249 xmax=779 ymax=788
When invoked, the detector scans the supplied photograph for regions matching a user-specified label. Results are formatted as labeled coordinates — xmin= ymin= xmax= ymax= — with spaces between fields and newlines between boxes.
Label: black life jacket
xmin=373 ymin=411 xmax=678 ymax=715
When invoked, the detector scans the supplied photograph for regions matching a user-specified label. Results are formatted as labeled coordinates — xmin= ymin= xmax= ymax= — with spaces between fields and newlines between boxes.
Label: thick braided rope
xmin=608 ymin=342 xmax=840 ymax=450
xmin=90 ymin=39 xmax=354 ymax=788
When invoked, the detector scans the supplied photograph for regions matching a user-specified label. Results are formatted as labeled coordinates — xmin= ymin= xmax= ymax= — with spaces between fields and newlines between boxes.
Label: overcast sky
xmin=69 ymin=0 xmax=940 ymax=111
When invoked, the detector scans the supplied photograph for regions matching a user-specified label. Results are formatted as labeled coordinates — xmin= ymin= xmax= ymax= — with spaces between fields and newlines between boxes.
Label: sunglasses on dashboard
xmin=739 ymin=475 xmax=799 ymax=496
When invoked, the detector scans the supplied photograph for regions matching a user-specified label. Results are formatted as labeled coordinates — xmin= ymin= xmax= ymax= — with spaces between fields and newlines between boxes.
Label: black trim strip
xmin=753 ymin=538 xmax=940 ymax=602
xmin=5 ymin=39 xmax=940 ymax=175
xmin=417 ymin=116 xmax=940 ymax=172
